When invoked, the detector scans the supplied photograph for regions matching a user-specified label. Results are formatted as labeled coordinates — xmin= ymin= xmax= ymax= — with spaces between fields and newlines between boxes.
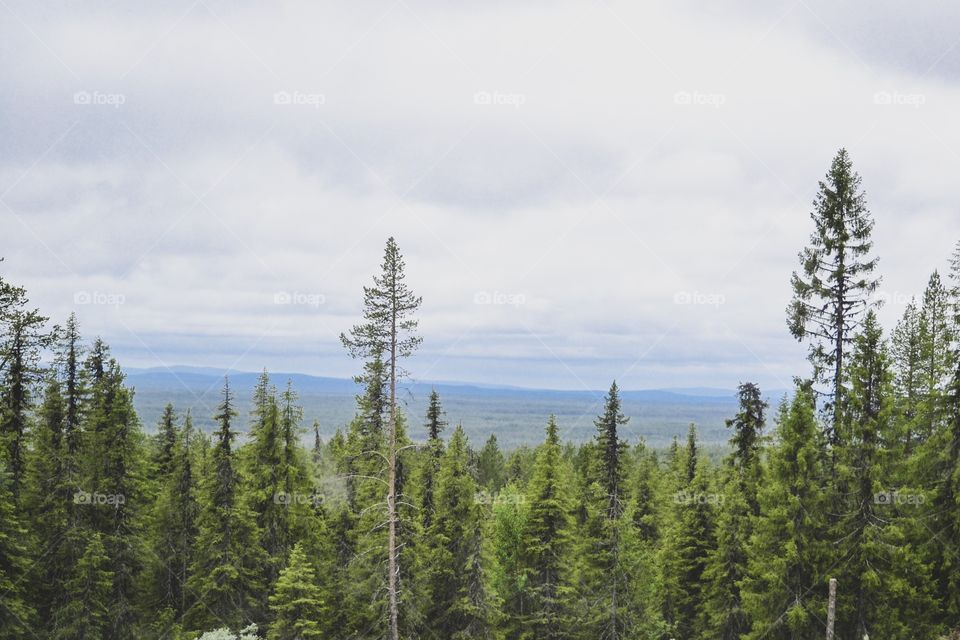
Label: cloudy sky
xmin=2 ymin=0 xmax=959 ymax=391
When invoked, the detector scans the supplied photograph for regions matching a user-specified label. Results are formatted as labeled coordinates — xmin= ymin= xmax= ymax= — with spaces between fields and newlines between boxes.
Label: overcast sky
xmin=2 ymin=0 xmax=959 ymax=391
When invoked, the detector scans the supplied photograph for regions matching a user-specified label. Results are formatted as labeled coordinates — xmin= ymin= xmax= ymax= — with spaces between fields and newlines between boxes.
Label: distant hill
xmin=125 ymin=367 xmax=787 ymax=448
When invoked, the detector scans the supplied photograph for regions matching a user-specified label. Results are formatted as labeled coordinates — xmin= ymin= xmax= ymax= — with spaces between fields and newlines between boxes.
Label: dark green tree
xmin=520 ymin=417 xmax=576 ymax=639
xmin=424 ymin=425 xmax=493 ymax=638
xmin=477 ymin=434 xmax=506 ymax=492
xmin=742 ymin=389 xmax=830 ymax=639
xmin=662 ymin=424 xmax=717 ymax=640
xmin=832 ymin=311 xmax=939 ymax=639
xmin=82 ymin=350 xmax=144 ymax=639
xmin=787 ymin=148 xmax=880 ymax=438
xmin=52 ymin=531 xmax=113 ymax=640
xmin=0 ymin=463 xmax=35 ymax=637
xmin=892 ymin=300 xmax=924 ymax=454
xmin=340 ymin=237 xmax=422 ymax=640
xmin=146 ymin=410 xmax=200 ymax=625
xmin=419 ymin=389 xmax=447 ymax=528
xmin=185 ymin=378 xmax=266 ymax=632
xmin=705 ymin=382 xmax=766 ymax=639
xmin=0 ymin=274 xmax=51 ymax=500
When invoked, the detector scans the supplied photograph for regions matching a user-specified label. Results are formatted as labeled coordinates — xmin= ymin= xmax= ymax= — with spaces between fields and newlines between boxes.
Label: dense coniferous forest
xmin=2 ymin=149 xmax=960 ymax=639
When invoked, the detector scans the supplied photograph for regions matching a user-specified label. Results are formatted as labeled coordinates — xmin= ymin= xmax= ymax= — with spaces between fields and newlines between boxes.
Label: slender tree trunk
xmin=388 ymin=309 xmax=399 ymax=640
xmin=834 ymin=255 xmax=846 ymax=441
xmin=826 ymin=578 xmax=837 ymax=640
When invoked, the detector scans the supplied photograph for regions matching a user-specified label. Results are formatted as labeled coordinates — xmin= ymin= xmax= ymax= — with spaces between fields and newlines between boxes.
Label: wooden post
xmin=826 ymin=578 xmax=837 ymax=640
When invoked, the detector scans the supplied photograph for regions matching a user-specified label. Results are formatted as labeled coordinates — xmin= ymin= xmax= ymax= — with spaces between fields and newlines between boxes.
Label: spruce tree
xmin=267 ymin=543 xmax=326 ymax=640
xmin=29 ymin=316 xmax=88 ymax=636
xmin=892 ymin=300 xmax=924 ymax=453
xmin=53 ymin=531 xmax=113 ymax=640
xmin=787 ymin=148 xmax=880 ymax=438
xmin=831 ymin=311 xmax=939 ymax=638
xmin=521 ymin=416 xmax=576 ymax=639
xmin=742 ymin=389 xmax=830 ymax=639
xmin=0 ymin=277 xmax=51 ymax=500
xmin=490 ymin=481 xmax=529 ymax=640
xmin=577 ymin=381 xmax=655 ymax=639
xmin=82 ymin=351 xmax=144 ymax=639
xmin=705 ymin=382 xmax=766 ymax=639
xmin=146 ymin=410 xmax=200 ymax=625
xmin=340 ymin=237 xmax=422 ymax=640
xmin=420 ymin=389 xmax=447 ymax=527
xmin=186 ymin=378 xmax=266 ymax=632
xmin=662 ymin=424 xmax=717 ymax=640
xmin=918 ymin=272 xmax=954 ymax=440
xmin=0 ymin=462 xmax=35 ymax=637
xmin=477 ymin=433 xmax=506 ymax=491
xmin=424 ymin=425 xmax=492 ymax=638
xmin=154 ymin=403 xmax=178 ymax=479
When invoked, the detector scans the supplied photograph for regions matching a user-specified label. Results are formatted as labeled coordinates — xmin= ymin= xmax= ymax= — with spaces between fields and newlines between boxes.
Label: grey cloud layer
xmin=2 ymin=0 xmax=958 ymax=390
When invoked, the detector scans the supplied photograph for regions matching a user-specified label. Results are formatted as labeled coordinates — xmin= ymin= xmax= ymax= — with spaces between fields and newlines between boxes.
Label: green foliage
xmin=787 ymin=147 xmax=880 ymax=435
xmin=519 ymin=417 xmax=577 ymax=639
xmin=267 ymin=543 xmax=325 ymax=640
xmin=477 ymin=433 xmax=506 ymax=491
xmin=742 ymin=389 xmax=830 ymax=639
xmin=424 ymin=425 xmax=493 ymax=638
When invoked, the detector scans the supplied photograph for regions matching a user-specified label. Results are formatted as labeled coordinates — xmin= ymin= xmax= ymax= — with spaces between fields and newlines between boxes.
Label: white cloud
xmin=1 ymin=0 xmax=958 ymax=391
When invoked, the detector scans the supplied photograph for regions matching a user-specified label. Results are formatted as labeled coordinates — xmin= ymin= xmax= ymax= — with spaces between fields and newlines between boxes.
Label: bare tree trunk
xmin=826 ymin=578 xmax=837 ymax=640
xmin=388 ymin=313 xmax=399 ymax=640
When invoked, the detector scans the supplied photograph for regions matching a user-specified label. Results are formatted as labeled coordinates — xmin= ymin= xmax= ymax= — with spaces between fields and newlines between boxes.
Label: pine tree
xmin=424 ymin=425 xmax=493 ymax=638
xmin=340 ymin=237 xmax=422 ymax=640
xmin=267 ymin=542 xmax=326 ymax=640
xmin=787 ymin=148 xmax=880 ymax=438
xmin=742 ymin=388 xmax=830 ymax=639
xmin=705 ymin=382 xmax=767 ymax=639
xmin=521 ymin=416 xmax=576 ymax=639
